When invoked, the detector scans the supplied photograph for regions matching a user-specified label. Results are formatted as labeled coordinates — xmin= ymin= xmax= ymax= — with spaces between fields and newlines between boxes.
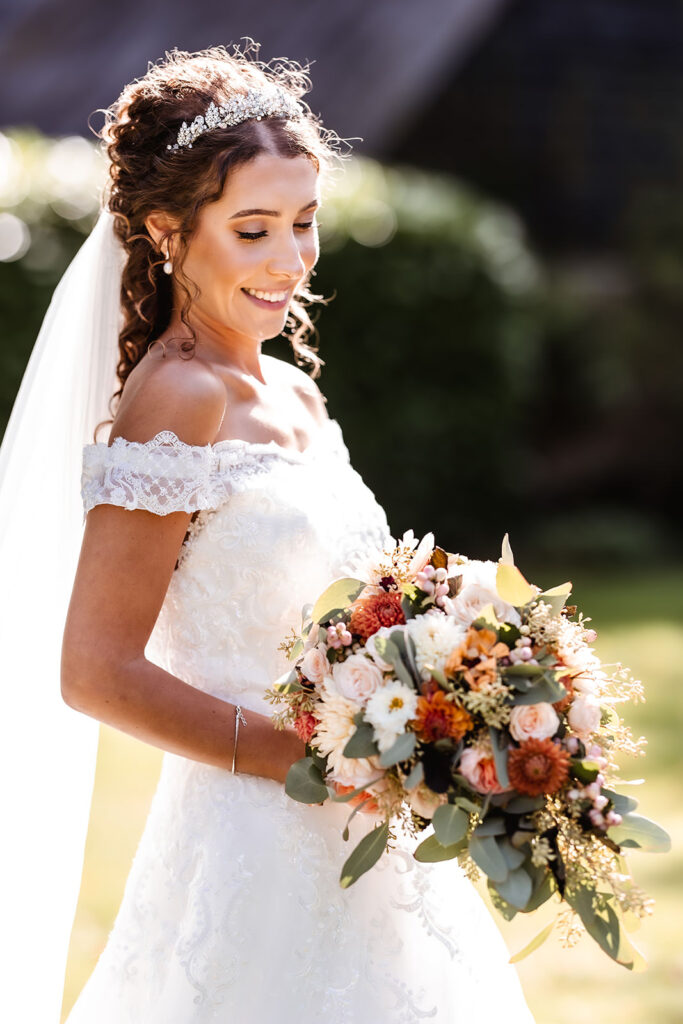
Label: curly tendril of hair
xmin=94 ymin=41 xmax=350 ymax=441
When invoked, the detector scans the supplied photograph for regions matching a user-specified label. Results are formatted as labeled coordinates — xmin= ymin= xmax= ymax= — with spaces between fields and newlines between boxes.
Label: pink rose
xmin=460 ymin=744 xmax=510 ymax=794
xmin=300 ymin=646 xmax=329 ymax=684
xmin=568 ymin=694 xmax=602 ymax=737
xmin=509 ymin=702 xmax=559 ymax=742
xmin=332 ymin=654 xmax=384 ymax=703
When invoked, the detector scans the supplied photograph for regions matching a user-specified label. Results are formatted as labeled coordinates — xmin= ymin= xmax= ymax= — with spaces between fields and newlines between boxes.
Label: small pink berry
xmin=594 ymin=794 xmax=609 ymax=811
xmin=435 ymin=567 xmax=448 ymax=582
xmin=584 ymin=629 xmax=598 ymax=642
xmin=566 ymin=737 xmax=580 ymax=754
xmin=585 ymin=782 xmax=601 ymax=800
xmin=606 ymin=811 xmax=622 ymax=827
xmin=589 ymin=809 xmax=606 ymax=828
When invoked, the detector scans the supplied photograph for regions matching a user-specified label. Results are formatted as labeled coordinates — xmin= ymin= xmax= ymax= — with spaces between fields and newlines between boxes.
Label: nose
xmin=267 ymin=232 xmax=309 ymax=282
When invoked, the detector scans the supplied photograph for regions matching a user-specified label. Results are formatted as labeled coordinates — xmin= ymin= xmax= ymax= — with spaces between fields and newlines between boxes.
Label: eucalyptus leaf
xmin=455 ymin=794 xmax=482 ymax=814
xmin=285 ymin=757 xmax=329 ymax=804
xmin=378 ymin=729 xmax=416 ymax=767
xmin=602 ymin=788 xmax=639 ymax=816
xmin=488 ymin=727 xmax=510 ymax=789
xmin=496 ymin=563 xmax=535 ymax=606
xmin=311 ymin=577 xmax=365 ymax=625
xmin=537 ymin=581 xmax=572 ymax=616
xmin=509 ymin=920 xmax=555 ymax=963
xmin=432 ymin=804 xmax=469 ymax=846
xmin=565 ymin=887 xmax=622 ymax=962
xmin=503 ymin=795 xmax=545 ymax=814
xmin=469 ymin=835 xmax=509 ymax=883
xmin=343 ymin=720 xmax=380 ymax=758
xmin=403 ymin=761 xmax=425 ymax=791
xmin=499 ymin=837 xmax=527 ymax=870
xmin=342 ymin=797 xmax=374 ymax=841
xmin=496 ymin=865 xmax=533 ymax=909
xmin=510 ymin=677 xmax=567 ymax=706
xmin=473 ymin=815 xmax=507 ymax=837
xmin=571 ymin=758 xmax=601 ymax=784
xmin=501 ymin=533 xmax=515 ymax=565
xmin=487 ymin=881 xmax=518 ymax=921
xmin=523 ymin=869 xmax=555 ymax=913
xmin=504 ymin=663 xmax=548 ymax=678
xmin=340 ymin=821 xmax=390 ymax=887
xmin=608 ymin=813 xmax=671 ymax=853
xmin=472 ymin=603 xmax=501 ymax=629
xmin=414 ymin=833 xmax=465 ymax=863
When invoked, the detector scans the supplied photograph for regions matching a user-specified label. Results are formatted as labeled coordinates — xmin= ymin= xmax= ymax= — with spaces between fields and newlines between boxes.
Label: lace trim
xmin=81 ymin=420 xmax=348 ymax=518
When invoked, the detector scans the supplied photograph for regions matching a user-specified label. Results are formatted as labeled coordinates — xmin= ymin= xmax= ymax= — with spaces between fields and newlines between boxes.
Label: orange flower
xmin=412 ymin=690 xmax=474 ymax=742
xmin=508 ymin=738 xmax=571 ymax=796
xmin=553 ymin=672 xmax=575 ymax=714
xmin=444 ymin=626 xmax=510 ymax=691
xmin=332 ymin=782 xmax=379 ymax=814
xmin=349 ymin=591 xmax=405 ymax=641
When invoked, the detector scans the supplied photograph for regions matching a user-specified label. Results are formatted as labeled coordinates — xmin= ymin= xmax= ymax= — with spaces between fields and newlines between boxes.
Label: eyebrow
xmin=229 ymin=199 xmax=319 ymax=220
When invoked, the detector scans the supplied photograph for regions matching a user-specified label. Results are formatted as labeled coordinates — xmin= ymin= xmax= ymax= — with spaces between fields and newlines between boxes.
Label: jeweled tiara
xmin=167 ymin=86 xmax=303 ymax=151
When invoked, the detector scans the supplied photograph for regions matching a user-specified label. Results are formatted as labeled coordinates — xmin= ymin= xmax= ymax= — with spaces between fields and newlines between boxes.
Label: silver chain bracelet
xmin=231 ymin=705 xmax=248 ymax=774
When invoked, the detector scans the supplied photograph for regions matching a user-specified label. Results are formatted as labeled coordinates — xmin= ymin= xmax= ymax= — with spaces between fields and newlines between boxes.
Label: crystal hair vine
xmin=167 ymin=85 xmax=304 ymax=151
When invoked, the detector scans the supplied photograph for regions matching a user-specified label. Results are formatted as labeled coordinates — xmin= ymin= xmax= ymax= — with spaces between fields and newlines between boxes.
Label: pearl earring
xmin=162 ymin=252 xmax=172 ymax=275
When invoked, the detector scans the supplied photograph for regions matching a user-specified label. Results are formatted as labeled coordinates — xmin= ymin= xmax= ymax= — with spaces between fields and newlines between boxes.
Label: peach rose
xmin=509 ymin=702 xmax=559 ymax=742
xmin=407 ymin=782 xmax=448 ymax=820
xmin=300 ymin=645 xmax=329 ymax=684
xmin=460 ymin=744 xmax=510 ymax=794
xmin=332 ymin=653 xmax=384 ymax=703
xmin=568 ymin=694 xmax=602 ymax=737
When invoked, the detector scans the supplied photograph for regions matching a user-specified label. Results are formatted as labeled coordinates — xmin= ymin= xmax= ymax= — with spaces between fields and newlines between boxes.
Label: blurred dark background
xmin=2 ymin=0 xmax=682 ymax=566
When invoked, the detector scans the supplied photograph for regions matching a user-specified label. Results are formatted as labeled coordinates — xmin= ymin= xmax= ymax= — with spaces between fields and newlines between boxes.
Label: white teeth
xmin=244 ymin=288 xmax=288 ymax=302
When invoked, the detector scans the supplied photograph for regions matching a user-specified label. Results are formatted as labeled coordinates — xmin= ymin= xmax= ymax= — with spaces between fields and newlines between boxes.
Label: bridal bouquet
xmin=265 ymin=532 xmax=670 ymax=968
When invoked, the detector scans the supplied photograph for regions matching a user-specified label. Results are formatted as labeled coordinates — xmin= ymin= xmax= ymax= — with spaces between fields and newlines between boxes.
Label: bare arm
xmin=61 ymin=357 xmax=305 ymax=783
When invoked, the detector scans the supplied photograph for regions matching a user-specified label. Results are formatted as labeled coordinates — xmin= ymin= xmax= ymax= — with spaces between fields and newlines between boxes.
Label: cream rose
xmin=509 ymin=702 xmax=559 ymax=742
xmin=444 ymin=583 xmax=521 ymax=628
xmin=568 ymin=694 xmax=602 ymax=737
xmin=300 ymin=645 xmax=329 ymax=684
xmin=332 ymin=653 xmax=384 ymax=703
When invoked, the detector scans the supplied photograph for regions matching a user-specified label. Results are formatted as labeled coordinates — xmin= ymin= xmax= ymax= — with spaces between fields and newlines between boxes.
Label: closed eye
xmin=236 ymin=221 xmax=316 ymax=241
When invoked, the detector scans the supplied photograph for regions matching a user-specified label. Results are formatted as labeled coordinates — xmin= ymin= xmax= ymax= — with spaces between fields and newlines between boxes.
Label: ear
xmin=144 ymin=211 xmax=179 ymax=254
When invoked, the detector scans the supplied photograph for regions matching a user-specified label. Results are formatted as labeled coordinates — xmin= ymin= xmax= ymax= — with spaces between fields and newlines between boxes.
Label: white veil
xmin=0 ymin=208 xmax=125 ymax=1022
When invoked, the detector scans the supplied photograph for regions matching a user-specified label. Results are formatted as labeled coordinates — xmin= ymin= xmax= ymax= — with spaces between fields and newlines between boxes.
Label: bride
xmin=1 ymin=44 xmax=536 ymax=1023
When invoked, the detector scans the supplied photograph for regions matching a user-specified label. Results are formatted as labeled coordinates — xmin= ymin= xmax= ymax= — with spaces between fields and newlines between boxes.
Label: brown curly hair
xmin=96 ymin=40 xmax=347 ymax=439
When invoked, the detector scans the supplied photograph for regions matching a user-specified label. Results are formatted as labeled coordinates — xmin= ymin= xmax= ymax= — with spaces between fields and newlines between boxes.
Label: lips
xmin=241 ymin=287 xmax=291 ymax=310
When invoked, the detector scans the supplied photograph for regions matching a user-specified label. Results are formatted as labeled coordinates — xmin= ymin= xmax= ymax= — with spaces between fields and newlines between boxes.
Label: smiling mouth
xmin=241 ymin=287 xmax=291 ymax=309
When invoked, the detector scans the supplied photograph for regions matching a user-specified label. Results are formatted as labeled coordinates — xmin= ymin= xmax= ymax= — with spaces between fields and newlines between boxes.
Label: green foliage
xmin=340 ymin=820 xmax=390 ymax=887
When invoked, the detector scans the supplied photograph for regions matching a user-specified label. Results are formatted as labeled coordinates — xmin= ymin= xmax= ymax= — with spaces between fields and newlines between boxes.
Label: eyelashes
xmin=236 ymin=221 xmax=316 ymax=242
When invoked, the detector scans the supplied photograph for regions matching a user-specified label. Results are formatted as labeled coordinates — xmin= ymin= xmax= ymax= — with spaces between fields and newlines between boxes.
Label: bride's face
xmin=179 ymin=151 xmax=320 ymax=341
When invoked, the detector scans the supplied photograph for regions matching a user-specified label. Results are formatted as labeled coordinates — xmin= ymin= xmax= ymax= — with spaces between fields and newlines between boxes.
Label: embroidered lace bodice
xmin=67 ymin=416 xmax=535 ymax=1024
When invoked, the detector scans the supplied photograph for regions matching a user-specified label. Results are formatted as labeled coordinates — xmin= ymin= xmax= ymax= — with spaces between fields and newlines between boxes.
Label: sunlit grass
xmin=61 ymin=567 xmax=683 ymax=1022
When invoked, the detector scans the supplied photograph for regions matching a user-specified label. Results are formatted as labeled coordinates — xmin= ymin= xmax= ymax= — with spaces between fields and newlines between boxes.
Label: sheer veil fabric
xmin=0 ymin=210 xmax=124 ymax=1022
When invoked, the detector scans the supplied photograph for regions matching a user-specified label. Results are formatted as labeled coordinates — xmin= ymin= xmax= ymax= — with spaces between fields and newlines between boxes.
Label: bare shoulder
xmin=110 ymin=349 xmax=227 ymax=447
xmin=265 ymin=355 xmax=329 ymax=425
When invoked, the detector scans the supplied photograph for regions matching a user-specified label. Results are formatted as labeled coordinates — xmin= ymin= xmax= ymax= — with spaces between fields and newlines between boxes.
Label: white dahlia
xmin=315 ymin=681 xmax=378 ymax=787
xmin=406 ymin=613 xmax=467 ymax=680
xmin=365 ymin=680 xmax=419 ymax=752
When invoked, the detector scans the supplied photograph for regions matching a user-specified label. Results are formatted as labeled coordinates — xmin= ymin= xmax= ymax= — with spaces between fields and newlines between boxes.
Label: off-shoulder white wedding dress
xmin=66 ymin=417 xmax=535 ymax=1024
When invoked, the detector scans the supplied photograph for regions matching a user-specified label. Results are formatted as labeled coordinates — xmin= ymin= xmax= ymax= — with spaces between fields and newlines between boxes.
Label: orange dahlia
xmin=412 ymin=690 xmax=474 ymax=742
xmin=508 ymin=738 xmax=571 ymax=796
xmin=349 ymin=591 xmax=405 ymax=641
xmin=444 ymin=627 xmax=510 ymax=690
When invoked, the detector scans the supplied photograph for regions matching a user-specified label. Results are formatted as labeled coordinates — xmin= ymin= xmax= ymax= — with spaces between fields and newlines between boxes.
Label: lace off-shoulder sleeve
xmin=81 ymin=430 xmax=217 ymax=517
